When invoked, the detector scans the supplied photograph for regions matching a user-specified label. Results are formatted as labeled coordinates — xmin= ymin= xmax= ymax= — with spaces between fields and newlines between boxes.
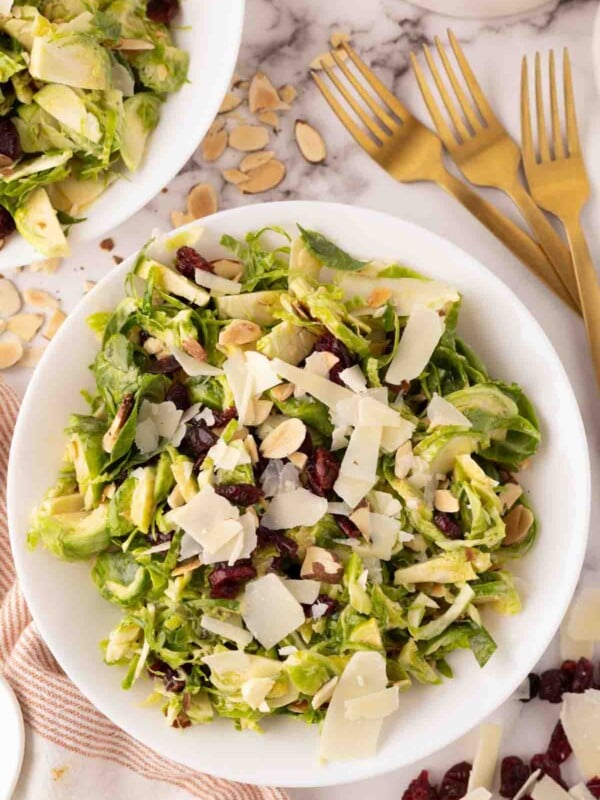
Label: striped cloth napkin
xmin=0 ymin=382 xmax=288 ymax=800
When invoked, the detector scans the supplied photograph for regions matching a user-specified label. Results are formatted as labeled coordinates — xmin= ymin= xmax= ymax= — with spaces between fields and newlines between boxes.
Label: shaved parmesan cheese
xmin=171 ymin=346 xmax=223 ymax=376
xmin=179 ymin=532 xmax=201 ymax=560
xmin=245 ymin=351 xmax=281 ymax=395
xmin=320 ymin=652 xmax=388 ymax=762
xmin=312 ymin=676 xmax=338 ymax=709
xmin=278 ymin=645 xmax=298 ymax=657
xmin=311 ymin=602 xmax=330 ymax=619
xmin=514 ymin=770 xmax=542 ymax=800
xmin=467 ymin=723 xmax=503 ymax=792
xmin=200 ymin=518 xmax=243 ymax=553
xmin=135 ymin=400 xmax=184 ymax=452
xmin=272 ymin=357 xmax=353 ymax=409
xmin=380 ymin=422 xmax=414 ymax=453
xmin=339 ymin=364 xmax=367 ymax=393
xmin=223 ymin=348 xmax=253 ymax=424
xmin=331 ymin=425 xmax=351 ymax=451
xmin=261 ymin=487 xmax=327 ymax=529
xmin=195 ymin=268 xmax=242 ymax=294
xmin=241 ymin=574 xmax=305 ymax=650
xmin=203 ymin=650 xmax=285 ymax=677
xmin=241 ymin=677 xmax=276 ymax=712
xmin=371 ymin=491 xmax=402 ymax=518
xmin=304 ymin=351 xmax=338 ymax=381
xmin=327 ymin=501 xmax=352 ymax=516
xmin=135 ymin=416 xmax=159 ymax=453
xmin=569 ymin=784 xmax=596 ymax=800
xmin=560 ymin=624 xmax=594 ymax=661
xmin=0 ymin=1 xmax=14 ymax=16
xmin=207 ymin=438 xmax=251 ymax=470
xmin=200 ymin=614 xmax=253 ymax=648
xmin=566 ymin=588 xmax=600 ymax=643
xmin=532 ymin=777 xmax=572 ymax=800
xmin=261 ymin=460 xmax=300 ymax=498
xmin=560 ymin=689 xmax=600 ymax=779
xmin=394 ymin=441 xmax=414 ymax=479
xmin=169 ymin=485 xmax=239 ymax=541
xmin=334 ymin=425 xmax=382 ymax=508
xmin=344 ymin=686 xmax=399 ymax=720
xmin=369 ymin=513 xmax=401 ymax=560
xmin=461 ymin=791 xmax=493 ymax=800
xmin=283 ymin=579 xmax=321 ymax=605
xmin=385 ymin=306 xmax=444 ymax=384
xmin=350 ymin=505 xmax=371 ymax=540
xmin=427 ymin=393 xmax=472 ymax=429
xmin=180 ymin=402 xmax=202 ymax=423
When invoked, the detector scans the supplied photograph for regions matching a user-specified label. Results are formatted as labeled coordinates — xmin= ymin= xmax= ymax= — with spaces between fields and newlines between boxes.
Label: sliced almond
xmin=258 ymin=110 xmax=279 ymax=129
xmin=288 ymin=451 xmax=308 ymax=470
xmin=0 ymin=154 xmax=14 ymax=168
xmin=350 ymin=505 xmax=371 ymax=540
xmin=212 ymin=258 xmax=242 ymax=279
xmin=503 ymin=504 xmax=534 ymax=546
xmin=114 ymin=37 xmax=155 ymax=50
xmin=330 ymin=31 xmax=351 ymax=48
xmin=29 ymin=257 xmax=61 ymax=274
xmin=167 ymin=485 xmax=185 ymax=509
xmin=244 ymin=433 xmax=259 ymax=464
xmin=23 ymin=288 xmax=58 ymax=309
xmin=260 ymin=417 xmax=307 ymax=459
xmin=309 ymin=48 xmax=348 ymax=70
xmin=240 ymin=150 xmax=274 ymax=171
xmin=7 ymin=312 xmax=44 ymax=342
xmin=498 ymin=482 xmax=523 ymax=513
xmin=0 ymin=278 xmax=22 ymax=317
xmin=278 ymin=84 xmax=297 ymax=104
xmin=218 ymin=319 xmax=262 ymax=347
xmin=222 ymin=168 xmax=249 ymax=185
xmin=248 ymin=71 xmax=282 ymax=113
xmin=218 ymin=92 xmax=243 ymax=114
xmin=84 ymin=280 xmax=96 ymax=294
xmin=434 ymin=489 xmax=460 ymax=513
xmin=201 ymin=127 xmax=228 ymax=162
xmin=394 ymin=440 xmax=413 ymax=479
xmin=294 ymin=119 xmax=327 ymax=164
xmin=43 ymin=308 xmax=66 ymax=340
xmin=240 ymin=159 xmax=285 ymax=194
xmin=182 ymin=338 xmax=206 ymax=362
xmin=19 ymin=344 xmax=46 ymax=368
xmin=301 ymin=546 xmax=343 ymax=583
xmin=229 ymin=124 xmax=270 ymax=152
xmin=170 ymin=209 xmax=194 ymax=228
xmin=367 ymin=287 xmax=392 ymax=308
xmin=186 ymin=183 xmax=218 ymax=220
xmin=271 ymin=382 xmax=294 ymax=402
xmin=172 ymin=557 xmax=202 ymax=577
xmin=0 ymin=333 xmax=23 ymax=369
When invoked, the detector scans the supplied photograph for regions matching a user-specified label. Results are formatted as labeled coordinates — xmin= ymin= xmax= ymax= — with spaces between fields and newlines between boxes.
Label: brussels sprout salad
xmin=0 ymin=0 xmax=188 ymax=256
xmin=28 ymin=223 xmax=541 ymax=761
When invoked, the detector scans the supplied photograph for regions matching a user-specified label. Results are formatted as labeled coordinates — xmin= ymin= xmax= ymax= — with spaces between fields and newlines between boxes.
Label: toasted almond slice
xmin=288 ymin=451 xmax=308 ymax=470
xmin=19 ymin=344 xmax=46 ymax=368
xmin=244 ymin=433 xmax=259 ymax=464
xmin=260 ymin=417 xmax=307 ymax=459
xmin=186 ymin=183 xmax=218 ymax=219
xmin=248 ymin=71 xmax=282 ymax=112
xmin=350 ymin=505 xmax=371 ymax=540
xmin=271 ymin=382 xmax=294 ymax=402
xmin=212 ymin=258 xmax=242 ymax=279
xmin=0 ymin=278 xmax=22 ymax=317
xmin=0 ymin=333 xmax=23 ymax=369
xmin=115 ymin=37 xmax=155 ymax=50
xmin=43 ymin=308 xmax=66 ymax=340
xmin=29 ymin=257 xmax=61 ymax=274
xmin=498 ymin=482 xmax=523 ymax=512
xmin=294 ymin=119 xmax=327 ymax=164
xmin=218 ymin=92 xmax=243 ymax=114
xmin=219 ymin=319 xmax=262 ymax=347
xmin=0 ymin=154 xmax=14 ymax=168
xmin=434 ymin=489 xmax=460 ymax=513
xmin=330 ymin=31 xmax=351 ymax=48
xmin=503 ymin=504 xmax=534 ymax=546
xmin=172 ymin=556 xmax=202 ymax=577
xmin=170 ymin=209 xmax=194 ymax=228
xmin=258 ymin=110 xmax=280 ymax=129
xmin=23 ymin=288 xmax=57 ymax=309
xmin=7 ymin=312 xmax=44 ymax=342
xmin=278 ymin=84 xmax=298 ymax=104
xmin=240 ymin=159 xmax=286 ymax=194
xmin=310 ymin=48 xmax=348 ymax=70
xmin=240 ymin=150 xmax=274 ymax=171
xmin=201 ymin=127 xmax=228 ymax=162
xmin=182 ymin=338 xmax=207 ymax=362
xmin=229 ymin=124 xmax=270 ymax=152
xmin=222 ymin=168 xmax=249 ymax=185
xmin=367 ymin=287 xmax=392 ymax=308
xmin=84 ymin=280 xmax=96 ymax=294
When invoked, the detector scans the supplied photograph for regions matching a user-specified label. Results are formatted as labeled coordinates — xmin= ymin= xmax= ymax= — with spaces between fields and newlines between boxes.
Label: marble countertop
xmin=2 ymin=0 xmax=599 ymax=797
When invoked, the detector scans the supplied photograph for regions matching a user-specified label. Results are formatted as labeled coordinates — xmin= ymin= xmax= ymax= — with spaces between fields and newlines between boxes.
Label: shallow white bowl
xmin=8 ymin=202 xmax=590 ymax=787
xmin=0 ymin=0 xmax=245 ymax=270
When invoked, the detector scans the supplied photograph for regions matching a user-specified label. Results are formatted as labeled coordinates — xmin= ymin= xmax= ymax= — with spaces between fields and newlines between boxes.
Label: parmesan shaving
xmin=385 ymin=306 xmax=444 ymax=384
xmin=566 ymin=587 xmax=600 ymax=643
xmin=344 ymin=686 xmax=399 ymax=720
xmin=200 ymin=614 xmax=253 ymax=648
xmin=261 ymin=487 xmax=327 ymax=529
xmin=194 ymin=269 xmax=242 ymax=294
xmin=560 ymin=689 xmax=600 ymax=779
xmin=427 ymin=393 xmax=473 ymax=429
xmin=241 ymin=574 xmax=305 ymax=650
xmin=467 ymin=722 xmax=503 ymax=792
xmin=532 ymin=777 xmax=573 ymax=800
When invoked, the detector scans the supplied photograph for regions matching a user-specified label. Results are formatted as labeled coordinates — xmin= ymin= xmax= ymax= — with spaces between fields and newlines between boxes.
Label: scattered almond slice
xmin=294 ymin=119 xmax=327 ymax=164
xmin=240 ymin=159 xmax=286 ymax=194
xmin=172 ymin=557 xmax=202 ymax=577
xmin=434 ymin=489 xmax=459 ymax=513
xmin=212 ymin=258 xmax=242 ymax=279
xmin=310 ymin=48 xmax=348 ymax=70
xmin=219 ymin=319 xmax=262 ymax=346
xmin=279 ymin=84 xmax=298 ymax=104
xmin=240 ymin=150 xmax=275 ymax=171
xmin=229 ymin=124 xmax=270 ymax=152
xmin=0 ymin=278 xmax=22 ymax=317
xmin=29 ymin=257 xmax=61 ymax=274
xmin=330 ymin=31 xmax=351 ymax=48
xmin=201 ymin=126 xmax=228 ymax=162
xmin=258 ymin=110 xmax=280 ymax=129
xmin=271 ymin=382 xmax=294 ymax=402
xmin=248 ymin=71 xmax=282 ymax=113
xmin=7 ymin=312 xmax=44 ymax=342
xmin=186 ymin=183 xmax=218 ymax=219
xmin=19 ymin=344 xmax=46 ymax=368
xmin=43 ymin=308 xmax=66 ymax=340
xmin=170 ymin=209 xmax=194 ymax=228
xmin=0 ymin=333 xmax=23 ymax=369
xmin=260 ymin=418 xmax=307 ymax=459
xmin=218 ymin=92 xmax=243 ymax=114
xmin=498 ymin=482 xmax=523 ymax=513
xmin=84 ymin=280 xmax=96 ymax=294
xmin=367 ymin=287 xmax=392 ymax=308
xmin=222 ymin=168 xmax=249 ymax=185
xmin=23 ymin=288 xmax=58 ymax=309
xmin=182 ymin=338 xmax=207 ymax=362
xmin=503 ymin=504 xmax=534 ymax=546
xmin=0 ymin=154 xmax=13 ymax=168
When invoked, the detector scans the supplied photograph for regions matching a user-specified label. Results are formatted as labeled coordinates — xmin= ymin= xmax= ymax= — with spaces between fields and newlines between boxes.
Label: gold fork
xmin=410 ymin=30 xmax=580 ymax=313
xmin=311 ymin=41 xmax=578 ymax=314
xmin=521 ymin=50 xmax=600 ymax=385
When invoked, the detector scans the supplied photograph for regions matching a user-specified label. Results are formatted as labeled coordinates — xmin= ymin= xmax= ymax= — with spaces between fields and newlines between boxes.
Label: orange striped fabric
xmin=0 ymin=383 xmax=288 ymax=800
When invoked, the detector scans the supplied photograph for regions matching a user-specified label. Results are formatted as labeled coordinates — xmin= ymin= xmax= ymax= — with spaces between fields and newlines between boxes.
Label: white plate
xmin=0 ymin=0 xmax=245 ymax=270
xmin=0 ymin=675 xmax=25 ymax=800
xmin=7 ymin=202 xmax=590 ymax=787
xmin=594 ymin=3 xmax=600 ymax=96
xmin=406 ymin=0 xmax=553 ymax=18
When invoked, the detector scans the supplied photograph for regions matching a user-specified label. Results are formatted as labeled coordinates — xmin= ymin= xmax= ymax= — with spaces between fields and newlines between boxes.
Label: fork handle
xmin=506 ymin=179 xmax=581 ymax=312
xmin=561 ymin=213 xmax=600 ymax=387
xmin=435 ymin=169 xmax=579 ymax=314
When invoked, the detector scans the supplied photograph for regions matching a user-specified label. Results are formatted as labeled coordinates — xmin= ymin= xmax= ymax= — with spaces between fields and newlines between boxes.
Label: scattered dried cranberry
xmin=498 ymin=467 xmax=516 ymax=484
xmin=0 ymin=206 xmax=15 ymax=238
xmin=174 ymin=246 xmax=213 ymax=281
xmin=530 ymin=754 xmax=565 ymax=788
xmin=181 ymin=422 xmax=216 ymax=460
xmin=305 ymin=447 xmax=339 ymax=496
xmin=571 ymin=657 xmax=595 ymax=693
xmin=172 ymin=712 xmax=191 ymax=729
xmin=433 ymin=511 xmax=462 ymax=540
xmin=146 ymin=0 xmax=180 ymax=24
xmin=208 ymin=561 xmax=256 ymax=599
xmin=153 ymin=529 xmax=174 ymax=545
xmin=147 ymin=659 xmax=186 ymax=693
xmin=147 ymin=354 xmax=180 ymax=374
xmin=336 ymin=516 xmax=361 ymax=538
xmin=547 ymin=720 xmax=572 ymax=764
xmin=587 ymin=778 xmax=600 ymax=799
xmin=500 ymin=756 xmax=530 ymax=798
xmin=520 ymin=672 xmax=541 ymax=703
xmin=215 ymin=483 xmax=263 ymax=506
xmin=303 ymin=594 xmax=338 ymax=618
xmin=560 ymin=660 xmax=577 ymax=692
xmin=312 ymin=333 xmax=354 ymax=384
xmin=0 ymin=118 xmax=21 ymax=162
xmin=538 ymin=669 xmax=566 ymax=703
xmin=257 ymin=526 xmax=298 ymax=558
xmin=166 ymin=381 xmax=189 ymax=410
xmin=402 ymin=770 xmax=439 ymax=800
xmin=439 ymin=762 xmax=472 ymax=800
xmin=211 ymin=407 xmax=238 ymax=427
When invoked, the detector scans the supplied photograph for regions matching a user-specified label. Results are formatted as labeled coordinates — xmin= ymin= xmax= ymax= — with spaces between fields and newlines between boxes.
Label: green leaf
xmin=298 ymin=225 xmax=368 ymax=272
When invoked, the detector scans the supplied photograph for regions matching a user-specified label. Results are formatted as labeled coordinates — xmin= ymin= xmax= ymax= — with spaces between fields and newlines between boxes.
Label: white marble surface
xmin=2 ymin=0 xmax=599 ymax=797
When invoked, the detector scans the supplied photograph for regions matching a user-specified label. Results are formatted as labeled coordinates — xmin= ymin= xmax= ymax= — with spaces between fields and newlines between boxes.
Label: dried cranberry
xmin=211 ymin=407 xmax=238 ymax=427
xmin=439 ymin=762 xmax=472 ymax=800
xmin=500 ymin=756 xmax=530 ymax=798
xmin=547 ymin=720 xmax=572 ymax=764
xmin=498 ymin=467 xmax=516 ymax=484
xmin=0 ymin=206 xmax=15 ymax=238
xmin=587 ymin=778 xmax=600 ymax=798
xmin=571 ymin=657 xmax=594 ymax=693
xmin=215 ymin=483 xmax=263 ymax=506
xmin=147 ymin=354 xmax=180 ymax=374
xmin=146 ymin=0 xmax=180 ymax=25
xmin=336 ymin=516 xmax=361 ymax=538
xmin=257 ymin=526 xmax=298 ymax=558
xmin=0 ymin=118 xmax=21 ymax=162
xmin=521 ymin=673 xmax=540 ymax=703
xmin=208 ymin=561 xmax=256 ymax=599
xmin=303 ymin=594 xmax=338 ymax=618
xmin=538 ymin=669 xmax=565 ymax=703
xmin=530 ymin=754 xmax=565 ymax=788
xmin=153 ymin=529 xmax=174 ymax=545
xmin=305 ymin=447 xmax=339 ymax=496
xmin=147 ymin=659 xmax=186 ymax=693
xmin=433 ymin=511 xmax=462 ymax=540
xmin=312 ymin=333 xmax=354 ymax=384
xmin=181 ymin=422 xmax=216 ymax=460
xmin=166 ymin=381 xmax=189 ymax=410
xmin=174 ymin=246 xmax=213 ymax=280
xmin=560 ymin=660 xmax=577 ymax=692
xmin=402 ymin=770 xmax=439 ymax=800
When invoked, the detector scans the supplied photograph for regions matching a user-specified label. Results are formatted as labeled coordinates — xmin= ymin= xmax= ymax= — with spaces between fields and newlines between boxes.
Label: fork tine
xmin=311 ymin=70 xmax=379 ymax=155
xmin=534 ymin=52 xmax=550 ymax=162
xmin=563 ymin=48 xmax=581 ymax=155
xmin=340 ymin=41 xmax=408 ymax=122
xmin=520 ymin=56 xmax=536 ymax=168
xmin=320 ymin=61 xmax=389 ymax=141
xmin=434 ymin=36 xmax=481 ymax=132
xmin=410 ymin=52 xmax=456 ymax=151
xmin=422 ymin=43 xmax=470 ymax=143
xmin=330 ymin=48 xmax=399 ymax=132
xmin=447 ymin=30 xmax=497 ymax=124
xmin=548 ymin=50 xmax=565 ymax=159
